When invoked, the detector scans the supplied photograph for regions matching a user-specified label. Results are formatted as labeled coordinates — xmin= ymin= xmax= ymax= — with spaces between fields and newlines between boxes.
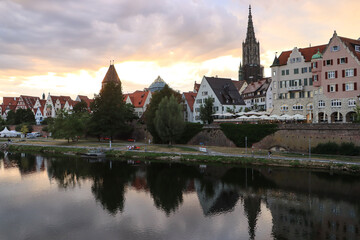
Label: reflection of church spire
xmin=243 ymin=195 xmax=261 ymax=240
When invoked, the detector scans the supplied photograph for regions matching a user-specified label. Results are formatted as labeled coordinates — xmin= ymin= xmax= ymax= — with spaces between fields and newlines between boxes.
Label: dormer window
xmin=331 ymin=45 xmax=339 ymax=52
xmin=355 ymin=45 xmax=360 ymax=52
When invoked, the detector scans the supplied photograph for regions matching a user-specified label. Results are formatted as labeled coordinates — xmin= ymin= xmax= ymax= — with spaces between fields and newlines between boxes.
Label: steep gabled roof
xmin=76 ymin=95 xmax=92 ymax=108
xmin=232 ymin=80 xmax=247 ymax=92
xmin=183 ymin=92 xmax=197 ymax=112
xmin=102 ymin=64 xmax=121 ymax=85
xmin=2 ymin=97 xmax=19 ymax=111
xmin=339 ymin=36 xmax=360 ymax=62
xmin=127 ymin=90 xmax=150 ymax=108
xmin=276 ymin=44 xmax=327 ymax=66
xmin=20 ymin=95 xmax=40 ymax=109
xmin=205 ymin=77 xmax=245 ymax=105
xmin=242 ymin=78 xmax=271 ymax=99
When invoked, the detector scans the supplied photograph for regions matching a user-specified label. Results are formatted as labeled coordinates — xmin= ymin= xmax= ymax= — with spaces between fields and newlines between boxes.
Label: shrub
xmin=177 ymin=122 xmax=203 ymax=144
xmin=220 ymin=123 xmax=278 ymax=147
xmin=312 ymin=142 xmax=339 ymax=155
xmin=312 ymin=142 xmax=360 ymax=156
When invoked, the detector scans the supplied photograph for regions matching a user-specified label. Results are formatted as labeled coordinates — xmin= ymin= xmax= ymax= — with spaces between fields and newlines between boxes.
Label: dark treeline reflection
xmin=2 ymin=153 xmax=360 ymax=240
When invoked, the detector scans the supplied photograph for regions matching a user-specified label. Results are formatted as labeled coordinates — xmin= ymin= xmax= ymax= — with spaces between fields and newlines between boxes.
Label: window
xmin=309 ymin=77 xmax=313 ymax=86
xmin=304 ymin=78 xmax=308 ymax=86
xmin=286 ymin=69 xmax=289 ymax=75
xmin=280 ymin=105 xmax=288 ymax=112
xmin=329 ymin=84 xmax=336 ymax=92
xmin=307 ymin=91 xmax=313 ymax=98
xmin=325 ymin=59 xmax=333 ymax=66
xmin=327 ymin=71 xmax=336 ymax=79
xmin=345 ymin=82 xmax=354 ymax=91
xmin=345 ymin=69 xmax=354 ymax=77
xmin=331 ymin=45 xmax=339 ymax=52
xmin=355 ymin=45 xmax=360 ymax=52
xmin=349 ymin=99 xmax=356 ymax=107
xmin=313 ymin=75 xmax=318 ymax=81
xmin=280 ymin=81 xmax=283 ymax=88
xmin=299 ymin=92 xmax=305 ymax=98
xmin=312 ymin=62 xmax=317 ymax=68
xmin=202 ymin=91 xmax=208 ymax=96
xmin=195 ymin=108 xmax=200 ymax=112
xmin=290 ymin=92 xmax=295 ymax=99
xmin=301 ymin=67 xmax=307 ymax=73
xmin=339 ymin=57 xmax=347 ymax=64
xmin=318 ymin=100 xmax=325 ymax=108
xmin=273 ymin=71 xmax=276 ymax=76
xmin=331 ymin=99 xmax=341 ymax=107
xmin=294 ymin=68 xmax=299 ymax=74
xmin=292 ymin=104 xmax=303 ymax=110
xmin=273 ymin=81 xmax=277 ymax=89
xmin=281 ymin=70 xmax=285 ymax=75
xmin=196 ymin=99 xmax=202 ymax=104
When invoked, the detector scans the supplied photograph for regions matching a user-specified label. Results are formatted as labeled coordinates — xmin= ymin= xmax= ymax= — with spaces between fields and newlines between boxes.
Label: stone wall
xmin=187 ymin=126 xmax=236 ymax=147
xmin=254 ymin=123 xmax=360 ymax=152
xmin=8 ymin=125 xmax=49 ymax=136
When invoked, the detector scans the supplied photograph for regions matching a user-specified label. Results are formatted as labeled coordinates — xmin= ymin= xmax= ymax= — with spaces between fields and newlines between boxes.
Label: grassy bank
xmin=6 ymin=143 xmax=360 ymax=173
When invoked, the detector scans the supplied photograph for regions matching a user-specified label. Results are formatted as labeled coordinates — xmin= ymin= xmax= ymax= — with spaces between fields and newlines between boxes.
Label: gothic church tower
xmin=239 ymin=5 xmax=263 ymax=83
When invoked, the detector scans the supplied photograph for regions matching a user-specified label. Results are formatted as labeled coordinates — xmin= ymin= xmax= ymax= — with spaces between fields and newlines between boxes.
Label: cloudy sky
xmin=0 ymin=0 xmax=359 ymax=100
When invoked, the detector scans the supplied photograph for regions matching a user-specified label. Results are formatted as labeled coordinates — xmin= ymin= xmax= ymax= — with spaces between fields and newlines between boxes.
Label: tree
xmin=199 ymin=97 xmax=215 ymax=124
xmin=144 ymin=84 xmax=182 ymax=143
xmin=154 ymin=95 xmax=185 ymax=145
xmin=20 ymin=125 xmax=29 ymax=135
xmin=89 ymin=81 xmax=135 ymax=140
xmin=354 ymin=104 xmax=360 ymax=123
xmin=73 ymin=100 xmax=89 ymax=114
xmin=6 ymin=109 xmax=35 ymax=125
xmin=49 ymin=110 xmax=89 ymax=142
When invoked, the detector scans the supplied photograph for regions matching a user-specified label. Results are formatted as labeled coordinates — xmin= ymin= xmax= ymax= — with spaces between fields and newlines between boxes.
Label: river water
xmin=0 ymin=152 xmax=359 ymax=240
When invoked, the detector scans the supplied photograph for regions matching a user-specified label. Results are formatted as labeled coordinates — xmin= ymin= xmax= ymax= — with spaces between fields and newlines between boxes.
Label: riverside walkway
xmin=5 ymin=141 xmax=360 ymax=167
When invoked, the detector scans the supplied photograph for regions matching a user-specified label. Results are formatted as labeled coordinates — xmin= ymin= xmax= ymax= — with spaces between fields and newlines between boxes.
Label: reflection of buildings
xmin=195 ymin=179 xmax=240 ymax=216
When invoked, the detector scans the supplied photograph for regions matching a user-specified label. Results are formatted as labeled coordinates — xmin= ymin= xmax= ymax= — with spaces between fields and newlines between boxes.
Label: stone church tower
xmin=239 ymin=5 xmax=263 ymax=83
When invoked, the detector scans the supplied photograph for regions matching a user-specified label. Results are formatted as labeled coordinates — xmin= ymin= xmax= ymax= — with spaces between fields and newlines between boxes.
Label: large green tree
xmin=89 ymin=81 xmax=135 ymax=140
xmin=154 ymin=95 xmax=185 ymax=145
xmin=49 ymin=110 xmax=90 ymax=142
xmin=144 ymin=85 xmax=181 ymax=143
xmin=199 ymin=97 xmax=215 ymax=124
xmin=6 ymin=109 xmax=35 ymax=125
xmin=73 ymin=100 xmax=89 ymax=114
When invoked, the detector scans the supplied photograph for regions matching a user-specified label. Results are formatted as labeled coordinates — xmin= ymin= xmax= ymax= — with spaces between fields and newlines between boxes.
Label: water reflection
xmin=0 ymin=153 xmax=359 ymax=240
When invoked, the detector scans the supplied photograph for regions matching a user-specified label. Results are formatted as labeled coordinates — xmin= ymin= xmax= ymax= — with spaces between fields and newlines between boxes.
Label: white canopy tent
xmin=293 ymin=114 xmax=306 ymax=120
xmin=0 ymin=127 xmax=20 ymax=137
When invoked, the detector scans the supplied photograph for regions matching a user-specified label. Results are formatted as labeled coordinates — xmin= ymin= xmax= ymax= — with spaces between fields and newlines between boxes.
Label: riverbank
xmin=4 ymin=141 xmax=360 ymax=173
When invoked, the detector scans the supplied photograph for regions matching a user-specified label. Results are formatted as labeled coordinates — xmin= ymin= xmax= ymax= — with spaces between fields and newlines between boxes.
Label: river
xmin=0 ymin=152 xmax=359 ymax=240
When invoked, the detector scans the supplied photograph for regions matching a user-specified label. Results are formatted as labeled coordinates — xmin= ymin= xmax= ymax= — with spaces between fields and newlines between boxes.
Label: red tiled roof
xmin=20 ymin=95 xmax=40 ymax=109
xmin=3 ymin=97 xmax=19 ymax=107
xmin=242 ymin=78 xmax=268 ymax=95
xmin=127 ymin=91 xmax=150 ymax=108
xmin=232 ymin=80 xmax=246 ymax=92
xmin=77 ymin=95 xmax=92 ymax=108
xmin=339 ymin=36 xmax=360 ymax=62
xmin=277 ymin=44 xmax=327 ymax=66
xmin=183 ymin=92 xmax=197 ymax=112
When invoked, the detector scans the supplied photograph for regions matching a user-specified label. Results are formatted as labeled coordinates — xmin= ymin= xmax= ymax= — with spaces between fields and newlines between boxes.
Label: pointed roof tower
xmin=245 ymin=5 xmax=256 ymax=43
xmin=239 ymin=5 xmax=263 ymax=83
xmin=101 ymin=61 xmax=121 ymax=90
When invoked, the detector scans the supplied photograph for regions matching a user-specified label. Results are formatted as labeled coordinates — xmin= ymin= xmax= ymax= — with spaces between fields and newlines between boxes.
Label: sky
xmin=0 ymin=0 xmax=360 ymax=101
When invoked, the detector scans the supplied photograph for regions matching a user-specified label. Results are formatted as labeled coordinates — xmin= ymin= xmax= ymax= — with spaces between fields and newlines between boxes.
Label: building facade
xmin=241 ymin=78 xmax=273 ymax=111
xmin=271 ymin=45 xmax=326 ymax=121
xmin=312 ymin=32 xmax=360 ymax=123
xmin=193 ymin=76 xmax=246 ymax=123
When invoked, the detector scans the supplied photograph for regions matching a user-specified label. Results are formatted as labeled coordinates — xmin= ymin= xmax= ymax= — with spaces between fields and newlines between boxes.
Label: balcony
xmin=287 ymin=86 xmax=304 ymax=91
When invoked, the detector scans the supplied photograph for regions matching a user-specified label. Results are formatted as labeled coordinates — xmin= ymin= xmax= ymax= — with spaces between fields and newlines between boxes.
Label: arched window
xmin=292 ymin=104 xmax=304 ymax=111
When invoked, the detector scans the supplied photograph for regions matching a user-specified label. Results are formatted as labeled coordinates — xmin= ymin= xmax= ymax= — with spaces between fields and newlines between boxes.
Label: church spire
xmin=246 ymin=5 xmax=256 ymax=42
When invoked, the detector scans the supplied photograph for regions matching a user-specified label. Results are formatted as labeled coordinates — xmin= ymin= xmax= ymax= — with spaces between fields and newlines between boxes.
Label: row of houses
xmin=182 ymin=32 xmax=360 ymax=123
xmin=0 ymin=94 xmax=92 ymax=124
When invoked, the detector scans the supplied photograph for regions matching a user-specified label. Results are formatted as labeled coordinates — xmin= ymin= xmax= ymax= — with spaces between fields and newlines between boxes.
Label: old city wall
xmin=254 ymin=123 xmax=360 ymax=152
xmin=188 ymin=126 xmax=237 ymax=147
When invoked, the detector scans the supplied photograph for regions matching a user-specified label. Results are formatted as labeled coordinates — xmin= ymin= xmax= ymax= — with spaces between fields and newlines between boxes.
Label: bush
xmin=15 ymin=123 xmax=33 ymax=133
xmin=220 ymin=123 xmax=278 ymax=147
xmin=312 ymin=142 xmax=360 ymax=156
xmin=339 ymin=142 xmax=360 ymax=156
xmin=177 ymin=122 xmax=203 ymax=144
